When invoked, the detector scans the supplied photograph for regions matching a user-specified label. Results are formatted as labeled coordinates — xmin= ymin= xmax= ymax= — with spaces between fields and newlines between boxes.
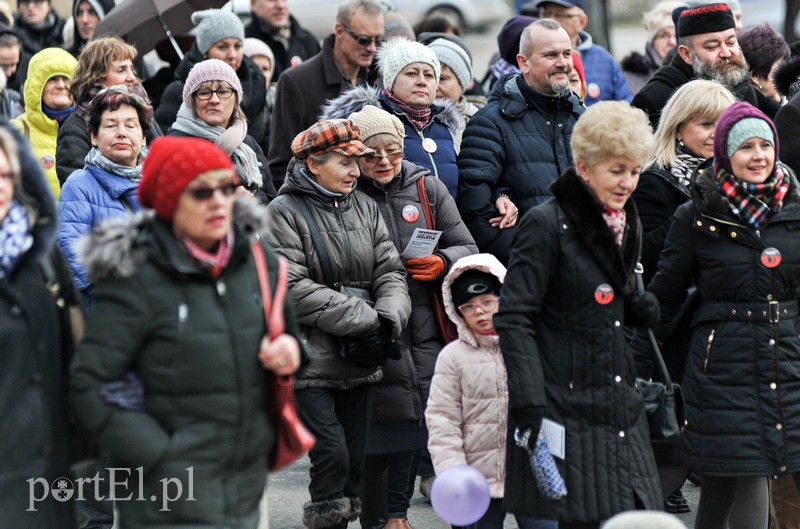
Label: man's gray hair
xmin=337 ymin=0 xmax=386 ymax=26
xmin=519 ymin=18 xmax=562 ymax=58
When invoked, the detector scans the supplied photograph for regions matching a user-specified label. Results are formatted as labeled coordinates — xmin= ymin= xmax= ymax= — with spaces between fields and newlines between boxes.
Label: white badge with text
xmin=401 ymin=228 xmax=442 ymax=259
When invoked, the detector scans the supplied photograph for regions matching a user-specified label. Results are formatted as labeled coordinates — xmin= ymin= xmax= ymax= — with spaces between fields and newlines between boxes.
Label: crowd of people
xmin=4 ymin=0 xmax=800 ymax=528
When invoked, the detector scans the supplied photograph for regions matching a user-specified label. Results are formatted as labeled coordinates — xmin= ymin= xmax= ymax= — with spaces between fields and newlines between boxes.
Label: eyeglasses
xmin=361 ymin=150 xmax=403 ymax=164
xmin=185 ymin=183 xmax=237 ymax=200
xmin=458 ymin=297 xmax=500 ymax=316
xmin=342 ymin=25 xmax=383 ymax=47
xmin=194 ymin=87 xmax=235 ymax=100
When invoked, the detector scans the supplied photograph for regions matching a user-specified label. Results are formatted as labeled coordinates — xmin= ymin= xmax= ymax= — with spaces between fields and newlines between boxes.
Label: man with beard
xmin=267 ymin=0 xmax=384 ymax=189
xmin=456 ymin=18 xmax=584 ymax=265
xmin=633 ymin=3 xmax=771 ymax=128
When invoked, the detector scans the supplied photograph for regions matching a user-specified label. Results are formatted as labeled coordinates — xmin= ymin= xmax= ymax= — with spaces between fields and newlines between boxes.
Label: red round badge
xmin=41 ymin=154 xmax=55 ymax=170
xmin=402 ymin=205 xmax=420 ymax=223
xmin=594 ymin=284 xmax=614 ymax=305
xmin=761 ymin=248 xmax=782 ymax=268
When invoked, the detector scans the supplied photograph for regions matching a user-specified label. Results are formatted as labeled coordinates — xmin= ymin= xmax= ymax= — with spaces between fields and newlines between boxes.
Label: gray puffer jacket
xmin=264 ymin=159 xmax=412 ymax=389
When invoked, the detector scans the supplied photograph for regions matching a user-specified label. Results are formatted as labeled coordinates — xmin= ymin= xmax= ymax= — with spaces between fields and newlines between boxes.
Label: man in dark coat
xmin=13 ymin=0 xmax=65 ymax=56
xmin=245 ymin=0 xmax=321 ymax=82
xmin=456 ymin=18 xmax=584 ymax=265
xmin=632 ymin=3 xmax=770 ymax=129
xmin=267 ymin=0 xmax=384 ymax=189
xmin=65 ymin=0 xmax=116 ymax=57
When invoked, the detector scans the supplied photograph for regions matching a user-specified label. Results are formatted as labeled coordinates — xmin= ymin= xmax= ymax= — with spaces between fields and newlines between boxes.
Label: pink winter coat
xmin=425 ymin=253 xmax=508 ymax=498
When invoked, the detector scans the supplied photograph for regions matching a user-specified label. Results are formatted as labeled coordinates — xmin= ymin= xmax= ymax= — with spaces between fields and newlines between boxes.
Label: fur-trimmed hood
xmin=773 ymin=55 xmax=800 ymax=100
xmin=318 ymin=85 xmax=460 ymax=133
xmin=441 ymin=253 xmax=506 ymax=348
xmin=692 ymin=159 xmax=800 ymax=216
xmin=78 ymin=195 xmax=270 ymax=283
xmin=550 ymin=167 xmax=642 ymax=297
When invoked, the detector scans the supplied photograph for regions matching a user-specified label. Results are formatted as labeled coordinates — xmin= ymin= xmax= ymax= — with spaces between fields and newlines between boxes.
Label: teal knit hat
xmin=726 ymin=117 xmax=775 ymax=159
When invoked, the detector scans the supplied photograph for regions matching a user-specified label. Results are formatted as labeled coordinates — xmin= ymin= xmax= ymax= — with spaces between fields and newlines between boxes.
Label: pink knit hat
xmin=182 ymin=58 xmax=243 ymax=106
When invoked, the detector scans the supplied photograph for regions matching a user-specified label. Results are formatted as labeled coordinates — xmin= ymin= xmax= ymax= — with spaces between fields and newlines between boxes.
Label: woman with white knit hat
xmin=154 ymin=9 xmax=269 ymax=157
xmin=320 ymin=38 xmax=460 ymax=200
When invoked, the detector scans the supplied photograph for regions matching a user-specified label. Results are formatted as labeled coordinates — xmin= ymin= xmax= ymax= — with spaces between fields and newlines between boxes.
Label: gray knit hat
xmin=726 ymin=117 xmax=775 ymax=159
xmin=378 ymin=38 xmax=441 ymax=90
xmin=348 ymin=105 xmax=405 ymax=143
xmin=191 ymin=9 xmax=244 ymax=55
xmin=427 ymin=37 xmax=472 ymax=90
xmin=183 ymin=59 xmax=243 ymax=106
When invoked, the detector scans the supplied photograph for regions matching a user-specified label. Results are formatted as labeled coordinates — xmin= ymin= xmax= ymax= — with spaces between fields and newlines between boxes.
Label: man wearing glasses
xmin=268 ymin=0 xmax=384 ymax=191
xmin=531 ymin=0 xmax=632 ymax=106
xmin=245 ymin=0 xmax=320 ymax=81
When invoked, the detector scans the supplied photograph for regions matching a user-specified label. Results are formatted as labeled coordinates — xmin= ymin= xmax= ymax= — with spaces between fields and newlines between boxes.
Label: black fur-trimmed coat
xmin=644 ymin=161 xmax=800 ymax=476
xmin=494 ymin=168 xmax=661 ymax=522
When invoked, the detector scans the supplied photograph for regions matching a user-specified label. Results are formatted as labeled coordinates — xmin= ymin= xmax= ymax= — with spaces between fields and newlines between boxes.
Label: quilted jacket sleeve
xmin=58 ymin=174 xmax=94 ymax=294
xmin=426 ymin=344 xmax=468 ymax=474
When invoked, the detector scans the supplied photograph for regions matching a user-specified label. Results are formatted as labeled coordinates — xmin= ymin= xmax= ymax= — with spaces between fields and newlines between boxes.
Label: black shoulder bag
xmin=634 ymin=263 xmax=686 ymax=441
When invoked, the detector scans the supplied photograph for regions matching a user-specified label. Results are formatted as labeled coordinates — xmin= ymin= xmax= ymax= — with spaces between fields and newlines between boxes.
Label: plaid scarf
xmin=715 ymin=162 xmax=788 ymax=230
xmin=383 ymin=88 xmax=431 ymax=131
xmin=603 ymin=206 xmax=626 ymax=246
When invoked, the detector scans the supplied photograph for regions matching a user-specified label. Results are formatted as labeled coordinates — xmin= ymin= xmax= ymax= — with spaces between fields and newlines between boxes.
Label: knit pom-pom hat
xmin=182 ymin=59 xmax=243 ymax=106
xmin=191 ymin=9 xmax=244 ymax=55
xmin=713 ymin=101 xmax=778 ymax=175
xmin=138 ymin=136 xmax=235 ymax=221
xmin=378 ymin=38 xmax=441 ymax=90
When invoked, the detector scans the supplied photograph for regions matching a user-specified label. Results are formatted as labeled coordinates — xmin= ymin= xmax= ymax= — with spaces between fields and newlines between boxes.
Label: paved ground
xmin=264 ymin=455 xmax=698 ymax=528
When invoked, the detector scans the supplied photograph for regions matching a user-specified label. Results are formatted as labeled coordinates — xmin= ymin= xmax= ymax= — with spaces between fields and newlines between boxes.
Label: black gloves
xmin=359 ymin=317 xmax=392 ymax=351
xmin=626 ymin=291 xmax=660 ymax=328
xmin=510 ymin=406 xmax=545 ymax=446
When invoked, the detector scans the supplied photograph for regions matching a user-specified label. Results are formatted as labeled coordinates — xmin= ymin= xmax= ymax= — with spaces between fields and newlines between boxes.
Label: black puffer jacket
xmin=495 ymin=168 xmax=661 ymax=522
xmin=244 ymin=13 xmax=320 ymax=81
xmin=154 ymin=44 xmax=267 ymax=153
xmin=264 ymin=159 xmax=412 ymax=390
xmin=644 ymin=161 xmax=800 ymax=476
xmin=358 ymin=160 xmax=476 ymax=422
xmin=456 ymin=74 xmax=584 ymax=265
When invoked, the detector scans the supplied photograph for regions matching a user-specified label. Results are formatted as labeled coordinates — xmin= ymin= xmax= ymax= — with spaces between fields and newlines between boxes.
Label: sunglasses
xmin=362 ymin=151 xmax=403 ymax=164
xmin=342 ymin=25 xmax=383 ymax=47
xmin=194 ymin=87 xmax=235 ymax=100
xmin=185 ymin=183 xmax=237 ymax=200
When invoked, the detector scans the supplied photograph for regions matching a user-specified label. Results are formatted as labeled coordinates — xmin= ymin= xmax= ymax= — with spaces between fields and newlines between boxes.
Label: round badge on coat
xmin=402 ymin=204 xmax=420 ymax=222
xmin=587 ymin=83 xmax=601 ymax=100
xmin=761 ymin=247 xmax=782 ymax=268
xmin=594 ymin=284 xmax=614 ymax=305
xmin=422 ymin=138 xmax=438 ymax=153
xmin=290 ymin=55 xmax=303 ymax=67
xmin=41 ymin=154 xmax=55 ymax=170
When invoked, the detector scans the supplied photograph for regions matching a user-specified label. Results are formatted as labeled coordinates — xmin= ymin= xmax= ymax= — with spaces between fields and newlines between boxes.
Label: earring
xmin=677 ymin=136 xmax=684 ymax=148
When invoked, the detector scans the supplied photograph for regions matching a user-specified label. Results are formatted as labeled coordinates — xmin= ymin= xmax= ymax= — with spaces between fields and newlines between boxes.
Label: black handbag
xmin=634 ymin=263 xmax=686 ymax=441
xmin=292 ymin=196 xmax=385 ymax=366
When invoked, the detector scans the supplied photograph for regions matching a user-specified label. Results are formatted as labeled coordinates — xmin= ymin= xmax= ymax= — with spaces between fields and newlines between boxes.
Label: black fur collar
xmin=550 ymin=168 xmax=641 ymax=296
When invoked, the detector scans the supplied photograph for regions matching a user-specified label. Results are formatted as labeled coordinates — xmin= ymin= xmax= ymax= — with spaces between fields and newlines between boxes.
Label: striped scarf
xmin=715 ymin=162 xmax=788 ymax=230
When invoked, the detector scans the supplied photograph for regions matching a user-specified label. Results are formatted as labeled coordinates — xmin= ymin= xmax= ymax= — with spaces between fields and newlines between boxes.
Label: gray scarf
xmin=171 ymin=103 xmax=263 ymax=188
xmin=84 ymin=147 xmax=144 ymax=181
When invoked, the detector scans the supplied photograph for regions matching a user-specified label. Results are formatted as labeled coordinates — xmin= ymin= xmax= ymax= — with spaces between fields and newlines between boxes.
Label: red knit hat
xmin=138 ymin=136 xmax=235 ymax=221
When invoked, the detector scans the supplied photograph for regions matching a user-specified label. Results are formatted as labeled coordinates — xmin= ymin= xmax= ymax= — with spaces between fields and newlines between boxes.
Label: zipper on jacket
xmin=417 ymin=129 xmax=439 ymax=178
xmin=703 ymin=329 xmax=715 ymax=372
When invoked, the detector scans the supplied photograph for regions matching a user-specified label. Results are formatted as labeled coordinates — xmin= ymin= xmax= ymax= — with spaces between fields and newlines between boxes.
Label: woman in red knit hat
xmin=70 ymin=135 xmax=307 ymax=528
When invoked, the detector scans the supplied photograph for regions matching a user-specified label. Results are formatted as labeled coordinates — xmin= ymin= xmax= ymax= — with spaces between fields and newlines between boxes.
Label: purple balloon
xmin=430 ymin=465 xmax=491 ymax=526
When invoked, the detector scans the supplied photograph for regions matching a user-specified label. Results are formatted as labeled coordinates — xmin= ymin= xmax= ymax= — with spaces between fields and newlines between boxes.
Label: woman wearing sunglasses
xmin=168 ymin=59 xmax=275 ymax=201
xmin=57 ymin=85 xmax=151 ymax=310
xmin=264 ymin=118 xmax=411 ymax=529
xmin=347 ymin=105 xmax=476 ymax=529
xmin=70 ymin=135 xmax=305 ymax=529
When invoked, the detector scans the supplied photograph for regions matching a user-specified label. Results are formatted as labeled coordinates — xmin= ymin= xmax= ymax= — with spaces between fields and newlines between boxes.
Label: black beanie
xmin=677 ymin=3 xmax=735 ymax=38
xmin=497 ymin=15 xmax=537 ymax=65
xmin=451 ymin=270 xmax=502 ymax=308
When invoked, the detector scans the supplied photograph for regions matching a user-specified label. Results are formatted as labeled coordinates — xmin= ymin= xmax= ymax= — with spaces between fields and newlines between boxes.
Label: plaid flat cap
xmin=291 ymin=119 xmax=375 ymax=160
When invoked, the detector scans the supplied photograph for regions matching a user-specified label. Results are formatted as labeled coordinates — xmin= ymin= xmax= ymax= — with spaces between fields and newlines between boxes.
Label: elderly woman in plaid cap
xmin=265 ymin=118 xmax=411 ymax=529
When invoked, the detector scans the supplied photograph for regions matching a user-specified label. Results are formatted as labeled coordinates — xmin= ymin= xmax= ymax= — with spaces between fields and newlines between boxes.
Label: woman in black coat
xmin=641 ymin=101 xmax=800 ymax=529
xmin=494 ymin=101 xmax=661 ymax=528
xmin=0 ymin=122 xmax=80 ymax=528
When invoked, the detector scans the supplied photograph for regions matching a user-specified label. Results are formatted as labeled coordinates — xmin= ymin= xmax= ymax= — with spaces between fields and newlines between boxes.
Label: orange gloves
xmin=405 ymin=255 xmax=445 ymax=282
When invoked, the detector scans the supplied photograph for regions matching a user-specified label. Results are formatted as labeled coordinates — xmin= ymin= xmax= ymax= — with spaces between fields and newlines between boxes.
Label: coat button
xmin=10 ymin=305 xmax=21 ymax=316
xmin=747 ymin=310 xmax=752 ymax=316
xmin=696 ymin=220 xmax=703 ymax=226
xmin=769 ymin=339 xmax=776 ymax=346
xmin=777 ymin=423 xmax=783 ymax=430
xmin=780 ymin=465 xmax=787 ymax=472
xmin=731 ymin=231 xmax=737 ymax=238
xmin=216 ymin=281 xmax=226 ymax=296
xmin=614 ymin=375 xmax=622 ymax=383
xmin=710 ymin=226 xmax=716 ymax=232
xmin=770 ymin=382 xmax=777 ymax=390
xmin=562 ymin=224 xmax=568 ymax=229
xmin=767 ymin=294 xmax=773 ymax=300
xmin=618 ymin=431 xmax=625 ymax=438
xmin=614 ymin=321 xmax=620 ymax=327
xmin=731 ymin=309 xmax=737 ymax=315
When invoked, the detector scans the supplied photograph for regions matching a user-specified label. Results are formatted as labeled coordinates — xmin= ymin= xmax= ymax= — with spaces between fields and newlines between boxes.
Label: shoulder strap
xmin=416 ymin=177 xmax=435 ymax=231
xmin=634 ymin=262 xmax=672 ymax=387
xmin=251 ymin=241 xmax=289 ymax=340
xmin=290 ymin=195 xmax=336 ymax=289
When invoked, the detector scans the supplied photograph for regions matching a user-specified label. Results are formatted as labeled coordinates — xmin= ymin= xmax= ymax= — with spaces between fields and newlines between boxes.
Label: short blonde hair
xmin=571 ymin=101 xmax=654 ymax=168
xmin=647 ymin=80 xmax=736 ymax=169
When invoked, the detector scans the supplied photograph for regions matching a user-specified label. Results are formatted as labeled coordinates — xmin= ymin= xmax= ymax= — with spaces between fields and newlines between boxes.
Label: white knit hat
xmin=191 ymin=9 xmax=245 ymax=55
xmin=183 ymin=59 xmax=243 ymax=106
xmin=348 ymin=105 xmax=405 ymax=143
xmin=427 ymin=37 xmax=472 ymax=90
xmin=243 ymin=37 xmax=275 ymax=63
xmin=378 ymin=38 xmax=441 ymax=90
xmin=642 ymin=1 xmax=683 ymax=41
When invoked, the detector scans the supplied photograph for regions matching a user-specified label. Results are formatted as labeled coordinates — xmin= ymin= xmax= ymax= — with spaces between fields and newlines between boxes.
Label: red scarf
xmin=603 ymin=207 xmax=626 ymax=247
xmin=178 ymin=228 xmax=234 ymax=278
